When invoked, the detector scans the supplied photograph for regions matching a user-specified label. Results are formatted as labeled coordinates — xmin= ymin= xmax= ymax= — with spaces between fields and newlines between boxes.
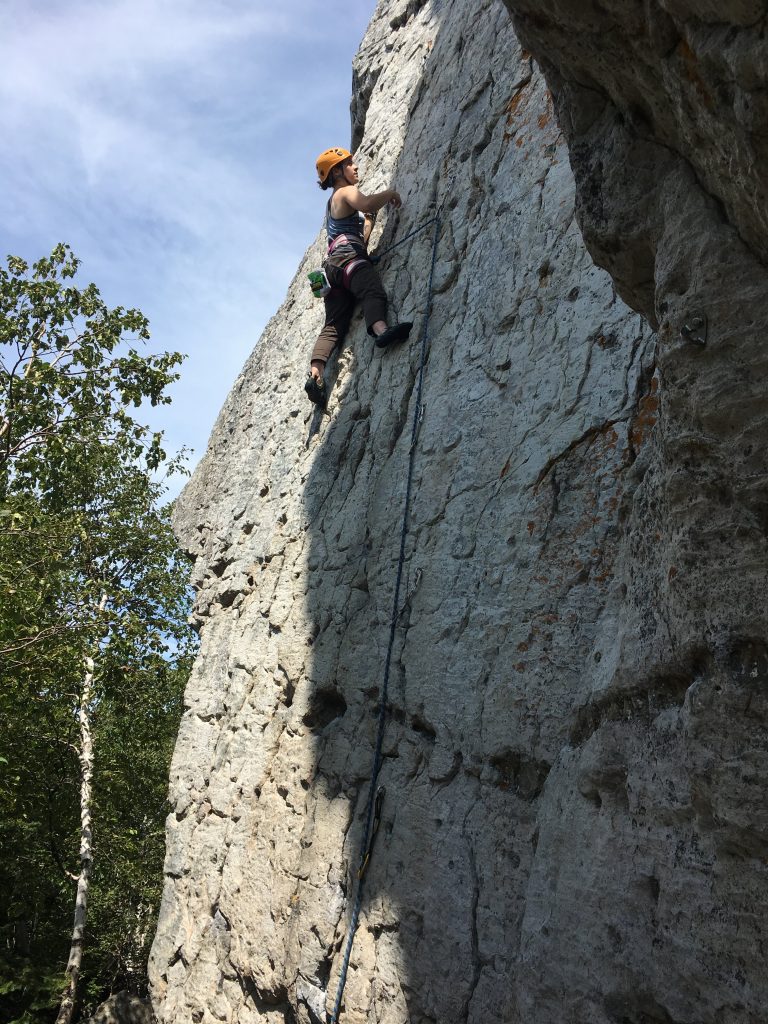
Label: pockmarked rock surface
xmin=497 ymin=2 xmax=768 ymax=1019
xmin=84 ymin=993 xmax=152 ymax=1024
xmin=149 ymin=1 xmax=768 ymax=1022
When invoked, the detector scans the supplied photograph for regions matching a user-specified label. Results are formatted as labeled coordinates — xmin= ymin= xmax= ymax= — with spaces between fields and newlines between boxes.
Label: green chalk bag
xmin=308 ymin=269 xmax=331 ymax=299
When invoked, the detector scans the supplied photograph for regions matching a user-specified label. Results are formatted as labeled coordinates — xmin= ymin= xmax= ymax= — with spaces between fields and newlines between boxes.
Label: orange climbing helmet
xmin=316 ymin=146 xmax=351 ymax=185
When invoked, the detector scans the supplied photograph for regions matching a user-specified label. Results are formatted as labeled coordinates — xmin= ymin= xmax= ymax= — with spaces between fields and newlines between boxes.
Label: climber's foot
xmin=304 ymin=374 xmax=327 ymax=408
xmin=374 ymin=321 xmax=413 ymax=349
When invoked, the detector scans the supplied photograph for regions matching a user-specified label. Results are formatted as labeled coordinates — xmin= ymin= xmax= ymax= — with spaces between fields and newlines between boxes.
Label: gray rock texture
xmin=498 ymin=2 xmax=768 ymax=1019
xmin=149 ymin=1 xmax=768 ymax=1023
xmin=84 ymin=992 xmax=153 ymax=1024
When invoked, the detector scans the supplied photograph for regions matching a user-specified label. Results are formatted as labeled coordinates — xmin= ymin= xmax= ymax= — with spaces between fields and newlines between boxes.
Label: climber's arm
xmin=336 ymin=185 xmax=402 ymax=215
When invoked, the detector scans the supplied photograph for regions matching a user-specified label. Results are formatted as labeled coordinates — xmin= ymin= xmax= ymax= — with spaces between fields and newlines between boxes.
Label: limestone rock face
xmin=497 ymin=3 xmax=768 ymax=1019
xmin=149 ymin=1 xmax=767 ymax=1023
xmin=84 ymin=993 xmax=152 ymax=1024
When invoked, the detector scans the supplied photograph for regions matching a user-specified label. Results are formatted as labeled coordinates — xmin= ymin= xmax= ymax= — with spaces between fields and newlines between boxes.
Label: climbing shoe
xmin=374 ymin=321 xmax=413 ymax=349
xmin=304 ymin=374 xmax=327 ymax=408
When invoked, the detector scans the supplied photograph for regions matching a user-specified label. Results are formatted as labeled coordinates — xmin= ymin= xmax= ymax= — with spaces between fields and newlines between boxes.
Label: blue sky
xmin=0 ymin=0 xmax=375 ymax=491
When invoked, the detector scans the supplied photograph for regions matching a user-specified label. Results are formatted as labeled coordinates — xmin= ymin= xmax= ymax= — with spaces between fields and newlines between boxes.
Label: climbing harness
xmin=325 ymin=232 xmax=371 ymax=290
xmin=323 ymin=207 xmax=442 ymax=1024
xmin=308 ymin=214 xmax=439 ymax=300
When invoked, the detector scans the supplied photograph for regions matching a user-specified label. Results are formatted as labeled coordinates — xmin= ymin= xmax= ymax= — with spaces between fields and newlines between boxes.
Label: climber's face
xmin=341 ymin=158 xmax=359 ymax=185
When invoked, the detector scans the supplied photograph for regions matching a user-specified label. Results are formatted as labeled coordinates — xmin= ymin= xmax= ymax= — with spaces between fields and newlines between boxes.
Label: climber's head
xmin=316 ymin=147 xmax=357 ymax=189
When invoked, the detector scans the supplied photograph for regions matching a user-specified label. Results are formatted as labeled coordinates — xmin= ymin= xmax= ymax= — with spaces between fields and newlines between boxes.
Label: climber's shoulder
xmin=331 ymin=185 xmax=365 ymax=217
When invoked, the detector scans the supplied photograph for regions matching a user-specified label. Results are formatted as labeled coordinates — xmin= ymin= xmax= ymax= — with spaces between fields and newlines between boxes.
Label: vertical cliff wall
xmin=149 ymin=1 xmax=768 ymax=1022
xmin=496 ymin=3 xmax=768 ymax=1020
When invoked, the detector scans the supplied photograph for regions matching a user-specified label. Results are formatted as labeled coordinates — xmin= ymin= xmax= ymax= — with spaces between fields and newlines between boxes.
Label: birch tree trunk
xmin=56 ymin=594 xmax=107 ymax=1024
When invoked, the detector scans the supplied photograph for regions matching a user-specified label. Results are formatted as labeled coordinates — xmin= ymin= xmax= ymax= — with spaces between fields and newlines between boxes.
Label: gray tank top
xmin=326 ymin=198 xmax=364 ymax=242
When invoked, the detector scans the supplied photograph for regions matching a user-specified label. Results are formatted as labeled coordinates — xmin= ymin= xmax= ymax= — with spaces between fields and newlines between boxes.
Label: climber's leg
xmin=306 ymin=287 xmax=355 ymax=407
xmin=310 ymin=288 xmax=355 ymax=377
xmin=348 ymin=263 xmax=388 ymax=336
xmin=349 ymin=263 xmax=412 ymax=345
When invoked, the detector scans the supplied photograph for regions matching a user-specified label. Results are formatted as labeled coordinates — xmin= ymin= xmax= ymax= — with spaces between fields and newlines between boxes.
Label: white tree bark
xmin=56 ymin=593 xmax=107 ymax=1024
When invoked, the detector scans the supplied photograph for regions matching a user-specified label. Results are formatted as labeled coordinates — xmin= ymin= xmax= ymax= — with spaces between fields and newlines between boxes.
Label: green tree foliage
xmin=0 ymin=246 xmax=198 ymax=1022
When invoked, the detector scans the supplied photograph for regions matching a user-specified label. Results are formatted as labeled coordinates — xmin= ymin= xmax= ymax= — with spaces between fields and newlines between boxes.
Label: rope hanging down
xmin=327 ymin=207 xmax=442 ymax=1024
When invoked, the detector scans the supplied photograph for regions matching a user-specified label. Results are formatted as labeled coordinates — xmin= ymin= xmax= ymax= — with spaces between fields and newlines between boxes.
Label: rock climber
xmin=305 ymin=147 xmax=413 ymax=407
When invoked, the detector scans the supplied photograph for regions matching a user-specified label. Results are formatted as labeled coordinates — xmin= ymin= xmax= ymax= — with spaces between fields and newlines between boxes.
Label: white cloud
xmin=0 ymin=1 xmax=283 ymax=92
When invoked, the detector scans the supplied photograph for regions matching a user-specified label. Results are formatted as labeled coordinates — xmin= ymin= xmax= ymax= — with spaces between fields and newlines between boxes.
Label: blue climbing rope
xmin=328 ymin=208 xmax=442 ymax=1024
xmin=370 ymin=214 xmax=440 ymax=264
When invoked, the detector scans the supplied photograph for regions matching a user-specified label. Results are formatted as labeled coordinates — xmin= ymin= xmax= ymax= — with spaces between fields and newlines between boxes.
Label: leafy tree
xmin=0 ymin=246 xmax=197 ymax=1023
xmin=0 ymin=245 xmax=176 ymax=492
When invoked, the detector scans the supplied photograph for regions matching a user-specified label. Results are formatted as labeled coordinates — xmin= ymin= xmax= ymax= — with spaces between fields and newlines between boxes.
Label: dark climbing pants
xmin=311 ymin=262 xmax=388 ymax=365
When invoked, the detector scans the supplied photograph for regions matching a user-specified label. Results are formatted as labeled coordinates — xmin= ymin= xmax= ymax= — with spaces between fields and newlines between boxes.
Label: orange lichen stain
xmin=668 ymin=566 xmax=678 ymax=580
xmin=521 ymin=49 xmax=531 ymax=61
xmin=678 ymin=38 xmax=696 ymax=64
xmin=514 ymin=662 xmax=527 ymax=673
xmin=506 ymin=90 xmax=527 ymax=120
xmin=586 ymin=425 xmax=619 ymax=454
xmin=677 ymin=38 xmax=714 ymax=109
xmin=527 ymin=521 xmax=536 ymax=535
xmin=630 ymin=376 xmax=660 ymax=450
xmin=516 ymin=136 xmax=525 ymax=147
xmin=504 ymin=87 xmax=534 ymax=146
xmin=586 ymin=421 xmax=621 ymax=462
xmin=517 ymin=641 xmax=529 ymax=653
xmin=500 ymin=455 xmax=512 ymax=479
xmin=572 ymin=515 xmax=600 ymax=540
